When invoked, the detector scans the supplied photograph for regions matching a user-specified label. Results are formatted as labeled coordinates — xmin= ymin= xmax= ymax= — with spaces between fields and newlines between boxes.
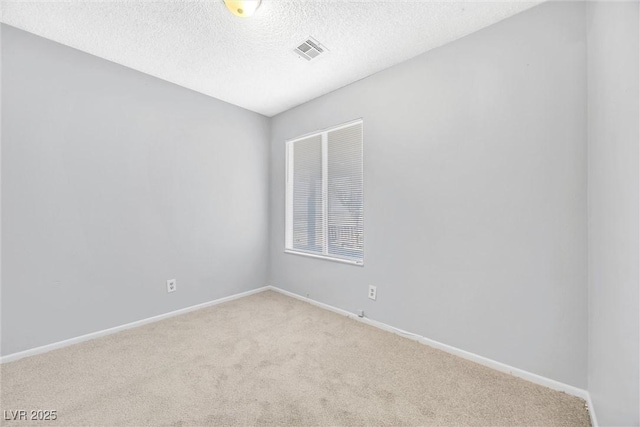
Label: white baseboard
xmin=585 ymin=392 xmax=599 ymax=427
xmin=0 ymin=284 xmax=598 ymax=426
xmin=0 ymin=286 xmax=270 ymax=364
xmin=267 ymin=285 xmax=598 ymax=426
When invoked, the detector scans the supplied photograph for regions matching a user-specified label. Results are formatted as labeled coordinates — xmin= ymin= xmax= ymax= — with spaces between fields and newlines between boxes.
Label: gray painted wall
xmin=1 ymin=25 xmax=270 ymax=355
xmin=586 ymin=2 xmax=640 ymax=425
xmin=268 ymin=2 xmax=588 ymax=388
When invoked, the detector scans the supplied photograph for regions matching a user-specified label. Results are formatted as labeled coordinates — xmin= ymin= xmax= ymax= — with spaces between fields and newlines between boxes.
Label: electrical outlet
xmin=368 ymin=285 xmax=377 ymax=300
xmin=167 ymin=279 xmax=176 ymax=293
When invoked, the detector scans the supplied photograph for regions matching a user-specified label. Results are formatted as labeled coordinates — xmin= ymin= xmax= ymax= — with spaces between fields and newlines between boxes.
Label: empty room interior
xmin=0 ymin=0 xmax=639 ymax=425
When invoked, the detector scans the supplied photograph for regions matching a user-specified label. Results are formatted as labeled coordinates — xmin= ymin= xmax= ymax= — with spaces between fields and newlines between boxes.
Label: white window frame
xmin=285 ymin=118 xmax=364 ymax=266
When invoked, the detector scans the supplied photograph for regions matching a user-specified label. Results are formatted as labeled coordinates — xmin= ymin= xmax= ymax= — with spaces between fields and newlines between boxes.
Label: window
xmin=285 ymin=119 xmax=364 ymax=265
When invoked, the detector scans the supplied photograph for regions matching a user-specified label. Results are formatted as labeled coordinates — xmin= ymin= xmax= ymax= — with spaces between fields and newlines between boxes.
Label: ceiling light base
xmin=224 ymin=0 xmax=261 ymax=18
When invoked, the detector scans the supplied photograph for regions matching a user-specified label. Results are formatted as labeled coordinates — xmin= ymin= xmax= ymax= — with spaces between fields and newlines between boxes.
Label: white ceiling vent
xmin=294 ymin=37 xmax=327 ymax=61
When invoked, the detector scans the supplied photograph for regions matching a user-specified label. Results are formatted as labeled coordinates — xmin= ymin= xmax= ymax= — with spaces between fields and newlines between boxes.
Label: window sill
xmin=284 ymin=249 xmax=364 ymax=266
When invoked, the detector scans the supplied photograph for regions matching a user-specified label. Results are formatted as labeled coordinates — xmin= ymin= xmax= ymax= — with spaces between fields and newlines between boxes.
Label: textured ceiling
xmin=1 ymin=0 xmax=541 ymax=116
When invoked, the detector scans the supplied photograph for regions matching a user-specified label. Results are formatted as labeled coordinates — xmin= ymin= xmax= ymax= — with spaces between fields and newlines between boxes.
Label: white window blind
xmin=285 ymin=120 xmax=363 ymax=265
xmin=292 ymin=134 xmax=323 ymax=254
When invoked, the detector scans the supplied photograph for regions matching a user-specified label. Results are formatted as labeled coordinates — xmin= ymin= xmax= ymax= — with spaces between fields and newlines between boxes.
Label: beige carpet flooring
xmin=1 ymin=290 xmax=590 ymax=426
